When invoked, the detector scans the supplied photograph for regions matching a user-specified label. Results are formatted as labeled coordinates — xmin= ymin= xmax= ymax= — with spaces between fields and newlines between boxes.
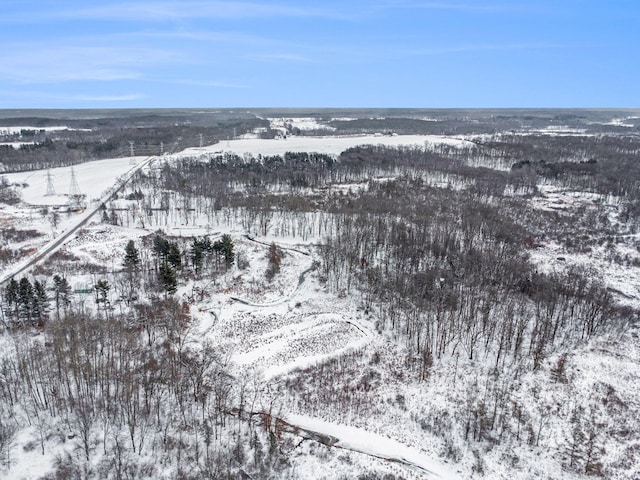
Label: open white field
xmin=182 ymin=134 xmax=472 ymax=158
xmin=0 ymin=126 xmax=90 ymax=135
xmin=2 ymin=156 xmax=148 ymax=206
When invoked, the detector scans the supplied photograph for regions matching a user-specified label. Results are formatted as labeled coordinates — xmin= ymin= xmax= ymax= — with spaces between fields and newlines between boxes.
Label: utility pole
xmin=199 ymin=133 xmax=203 ymax=148
xmin=160 ymin=141 xmax=164 ymax=155
xmin=129 ymin=141 xmax=135 ymax=157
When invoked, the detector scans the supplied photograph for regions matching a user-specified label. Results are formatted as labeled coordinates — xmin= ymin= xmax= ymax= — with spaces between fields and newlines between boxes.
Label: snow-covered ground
xmin=600 ymin=116 xmax=639 ymax=128
xmin=0 ymin=142 xmax=35 ymax=149
xmin=182 ymin=134 xmax=472 ymax=158
xmin=1 ymin=156 xmax=148 ymax=206
xmin=531 ymin=184 xmax=620 ymax=213
xmin=284 ymin=413 xmax=462 ymax=479
xmin=0 ymin=155 xmax=155 ymax=284
xmin=268 ymin=117 xmax=336 ymax=132
xmin=1 ymin=131 xmax=639 ymax=479
xmin=0 ymin=126 xmax=90 ymax=134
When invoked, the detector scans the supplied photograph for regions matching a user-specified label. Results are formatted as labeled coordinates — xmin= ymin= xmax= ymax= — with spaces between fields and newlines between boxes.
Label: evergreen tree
xmin=122 ymin=241 xmax=140 ymax=304
xmin=191 ymin=238 xmax=205 ymax=274
xmin=167 ymin=243 xmax=182 ymax=270
xmin=153 ymin=235 xmax=170 ymax=262
xmin=94 ymin=280 xmax=111 ymax=307
xmin=52 ymin=275 xmax=71 ymax=320
xmin=213 ymin=234 xmax=235 ymax=267
xmin=4 ymin=278 xmax=19 ymax=321
xmin=158 ymin=262 xmax=177 ymax=294
xmin=18 ymin=277 xmax=34 ymax=323
xmin=200 ymin=236 xmax=213 ymax=253
xmin=191 ymin=236 xmax=214 ymax=274
xmin=32 ymin=280 xmax=49 ymax=323
xmin=123 ymin=240 xmax=140 ymax=269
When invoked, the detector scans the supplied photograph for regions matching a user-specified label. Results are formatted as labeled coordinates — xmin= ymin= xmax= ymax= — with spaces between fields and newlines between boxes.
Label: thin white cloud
xmin=158 ymin=79 xmax=252 ymax=89
xmin=0 ymin=90 xmax=145 ymax=105
xmin=410 ymin=42 xmax=569 ymax=56
xmin=126 ymin=29 xmax=275 ymax=46
xmin=0 ymin=44 xmax=180 ymax=84
xmin=2 ymin=66 xmax=141 ymax=84
xmin=248 ymin=53 xmax=312 ymax=62
xmin=375 ymin=1 xmax=543 ymax=14
xmin=72 ymin=94 xmax=145 ymax=102
xmin=14 ymin=1 xmax=346 ymax=22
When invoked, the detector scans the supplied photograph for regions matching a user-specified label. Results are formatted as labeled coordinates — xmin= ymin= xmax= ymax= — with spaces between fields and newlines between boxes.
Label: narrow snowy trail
xmin=285 ymin=415 xmax=460 ymax=479
xmin=229 ymin=259 xmax=318 ymax=307
xmin=235 ymin=409 xmax=461 ymax=479
xmin=243 ymin=234 xmax=312 ymax=256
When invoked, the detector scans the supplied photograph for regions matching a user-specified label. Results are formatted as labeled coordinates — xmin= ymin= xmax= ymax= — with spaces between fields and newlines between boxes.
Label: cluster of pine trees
xmin=2 ymin=275 xmax=71 ymax=327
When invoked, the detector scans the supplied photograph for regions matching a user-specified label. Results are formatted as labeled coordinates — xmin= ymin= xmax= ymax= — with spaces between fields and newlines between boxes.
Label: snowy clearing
xmin=1 ymin=156 xmax=148 ymax=206
xmin=268 ymin=117 xmax=336 ymax=132
xmin=182 ymin=134 xmax=472 ymax=158
xmin=0 ymin=126 xmax=90 ymax=134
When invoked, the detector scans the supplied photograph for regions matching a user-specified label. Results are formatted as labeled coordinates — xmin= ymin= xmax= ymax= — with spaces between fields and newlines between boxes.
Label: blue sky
xmin=1 ymin=1 xmax=638 ymax=108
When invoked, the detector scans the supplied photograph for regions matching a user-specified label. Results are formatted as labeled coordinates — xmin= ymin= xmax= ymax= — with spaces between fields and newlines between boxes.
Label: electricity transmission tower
xmin=45 ymin=170 xmax=56 ymax=196
xmin=68 ymin=167 xmax=86 ymax=210
xmin=69 ymin=168 xmax=81 ymax=196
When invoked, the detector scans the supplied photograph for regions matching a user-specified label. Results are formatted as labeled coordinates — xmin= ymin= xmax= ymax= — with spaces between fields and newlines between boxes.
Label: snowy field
xmin=2 ymin=156 xmax=148 ymax=206
xmin=601 ymin=116 xmax=639 ymax=127
xmin=0 ymin=142 xmax=35 ymax=149
xmin=268 ymin=117 xmax=336 ymax=132
xmin=0 ymin=126 xmax=90 ymax=135
xmin=182 ymin=134 xmax=472 ymax=158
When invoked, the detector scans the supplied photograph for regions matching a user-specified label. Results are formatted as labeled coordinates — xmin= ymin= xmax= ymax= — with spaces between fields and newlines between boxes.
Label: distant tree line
xmin=0 ymin=117 xmax=268 ymax=173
